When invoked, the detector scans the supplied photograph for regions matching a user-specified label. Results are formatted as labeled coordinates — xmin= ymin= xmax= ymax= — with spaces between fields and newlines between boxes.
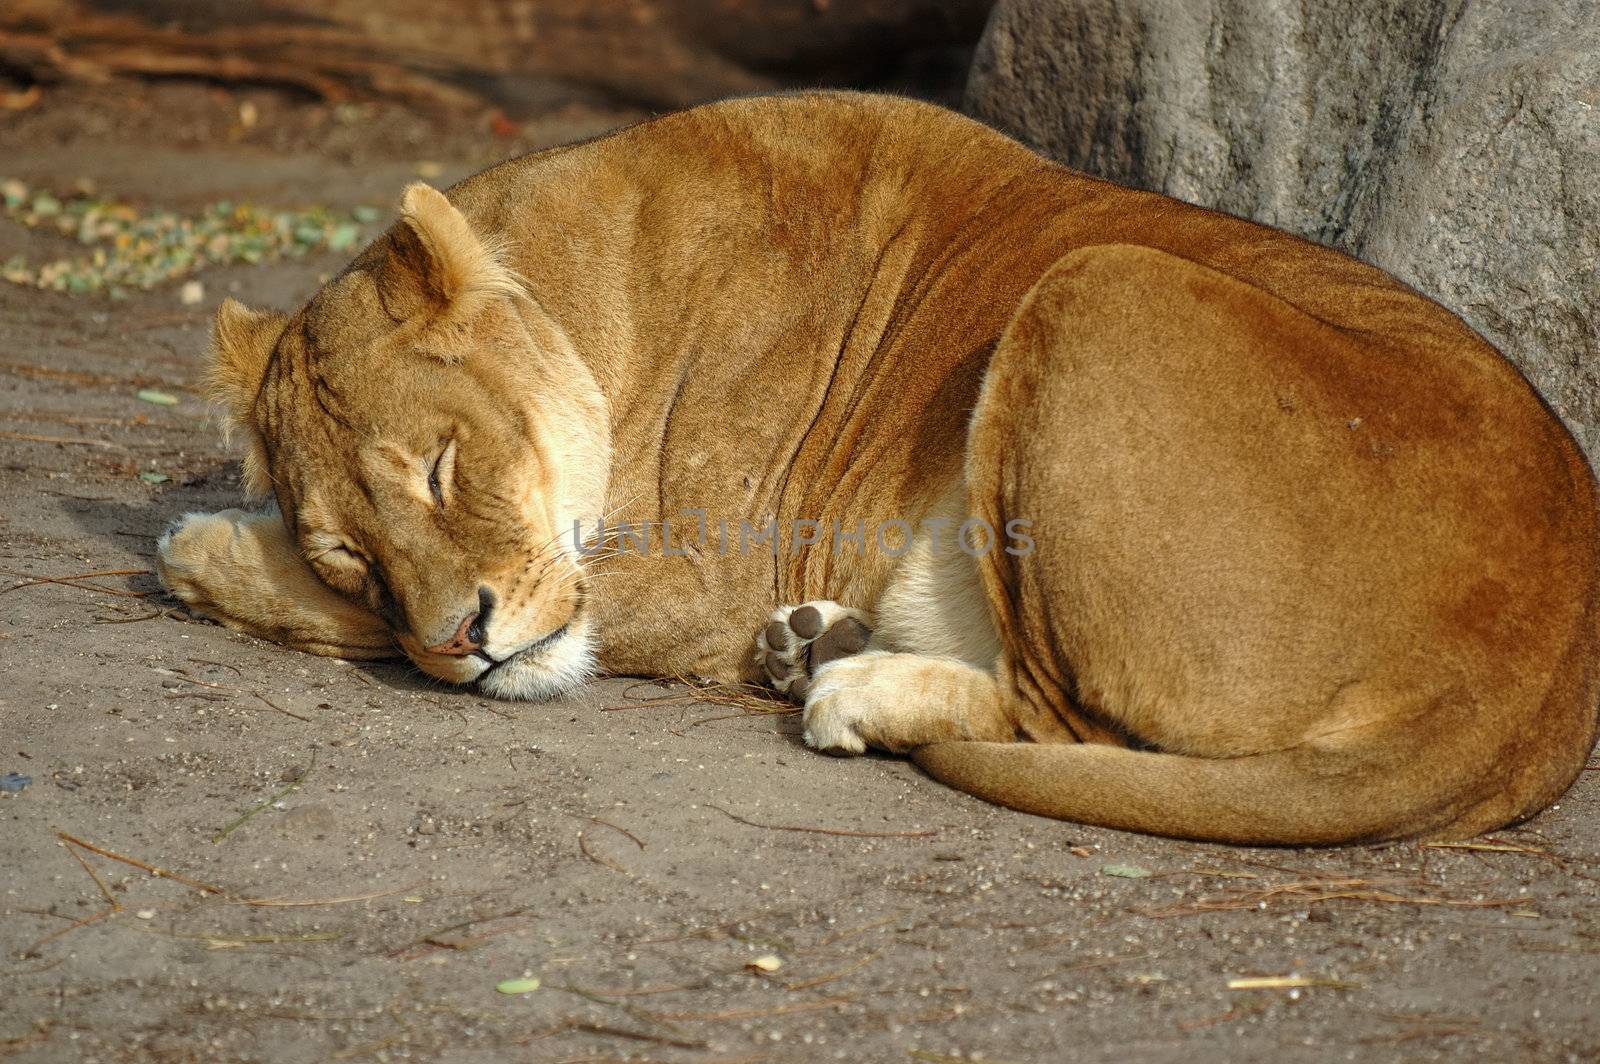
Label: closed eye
xmin=429 ymin=437 xmax=457 ymax=507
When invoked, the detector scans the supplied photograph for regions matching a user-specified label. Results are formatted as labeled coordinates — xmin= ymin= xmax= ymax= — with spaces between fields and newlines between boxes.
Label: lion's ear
xmin=209 ymin=298 xmax=286 ymax=414
xmin=384 ymin=183 xmax=520 ymax=359
xmin=208 ymin=298 xmax=286 ymax=499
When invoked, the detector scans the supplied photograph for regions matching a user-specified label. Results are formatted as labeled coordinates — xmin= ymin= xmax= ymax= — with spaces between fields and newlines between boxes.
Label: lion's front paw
xmin=155 ymin=509 xmax=251 ymax=615
xmin=802 ymin=654 xmax=1012 ymax=756
xmin=800 ymin=654 xmax=882 ymax=755
xmin=755 ymin=600 xmax=873 ymax=701
xmin=154 ymin=506 xmax=395 ymax=659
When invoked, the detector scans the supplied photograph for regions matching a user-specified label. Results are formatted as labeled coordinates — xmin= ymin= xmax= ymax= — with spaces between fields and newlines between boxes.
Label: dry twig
xmin=707 ymin=803 xmax=936 ymax=840
xmin=385 ymin=908 xmax=533 ymax=959
xmin=819 ymin=911 xmax=905 ymax=946
xmin=19 ymin=906 xmax=117 ymax=956
xmin=1421 ymin=838 xmax=1565 ymax=863
xmin=1137 ymin=874 xmax=1523 ymax=918
xmin=642 ymin=995 xmax=854 ymax=1023
xmin=153 ymin=667 xmax=309 ymax=721
xmin=0 ymin=429 xmax=114 ymax=447
xmin=603 ymin=675 xmax=793 ymax=716
xmin=63 ymin=840 xmax=121 ymax=911
xmin=1175 ymin=1002 xmax=1270 ymax=1031
xmin=587 ymin=817 xmax=645 ymax=849
xmin=58 ymin=831 xmax=226 ymax=895
xmin=2 ymin=566 xmax=152 ymax=598
xmin=781 ymin=949 xmax=883 ymax=991
xmin=567 ymin=1023 xmax=707 ymax=1051
xmin=1227 ymin=974 xmax=1360 ymax=991
xmin=236 ymin=886 xmax=417 ymax=908
xmin=578 ymin=831 xmax=632 ymax=876
xmin=212 ymin=749 xmax=317 ymax=843
xmin=92 ymin=609 xmax=167 ymax=624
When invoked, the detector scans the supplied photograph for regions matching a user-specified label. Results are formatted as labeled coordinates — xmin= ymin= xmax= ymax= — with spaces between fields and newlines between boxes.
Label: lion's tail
xmin=911 ymin=739 xmax=1482 ymax=846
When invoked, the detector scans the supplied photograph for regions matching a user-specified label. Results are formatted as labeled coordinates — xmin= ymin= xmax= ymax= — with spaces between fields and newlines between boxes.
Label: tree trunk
xmin=0 ymin=0 xmax=993 ymax=112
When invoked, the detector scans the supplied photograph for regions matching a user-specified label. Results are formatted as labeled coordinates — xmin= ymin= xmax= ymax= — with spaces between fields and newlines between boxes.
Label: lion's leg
xmin=157 ymin=508 xmax=396 ymax=659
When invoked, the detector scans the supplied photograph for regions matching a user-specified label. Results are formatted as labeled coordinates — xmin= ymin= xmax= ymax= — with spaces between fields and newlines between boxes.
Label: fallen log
xmin=0 ymin=0 xmax=993 ymax=112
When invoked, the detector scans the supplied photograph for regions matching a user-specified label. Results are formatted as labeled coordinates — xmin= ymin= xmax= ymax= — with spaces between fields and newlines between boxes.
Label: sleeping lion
xmin=155 ymin=92 xmax=1600 ymax=844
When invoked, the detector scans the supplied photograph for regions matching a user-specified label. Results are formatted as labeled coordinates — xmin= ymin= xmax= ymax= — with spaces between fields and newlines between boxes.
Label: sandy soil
xmin=2 ymin=84 xmax=1598 ymax=1064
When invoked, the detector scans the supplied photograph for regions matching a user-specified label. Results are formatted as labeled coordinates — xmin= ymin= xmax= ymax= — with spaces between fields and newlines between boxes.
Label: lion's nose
xmin=424 ymin=587 xmax=495 ymax=657
xmin=426 ymin=612 xmax=482 ymax=656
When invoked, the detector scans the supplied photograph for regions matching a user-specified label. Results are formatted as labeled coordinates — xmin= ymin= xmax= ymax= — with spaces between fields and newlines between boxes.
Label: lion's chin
xmin=475 ymin=622 xmax=597 ymax=702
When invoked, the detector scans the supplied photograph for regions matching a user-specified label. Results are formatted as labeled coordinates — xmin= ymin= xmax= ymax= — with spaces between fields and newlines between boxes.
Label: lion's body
xmin=158 ymin=92 xmax=1600 ymax=843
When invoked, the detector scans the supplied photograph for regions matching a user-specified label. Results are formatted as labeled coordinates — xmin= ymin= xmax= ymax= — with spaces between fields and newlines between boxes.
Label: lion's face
xmin=209 ymin=184 xmax=610 ymax=700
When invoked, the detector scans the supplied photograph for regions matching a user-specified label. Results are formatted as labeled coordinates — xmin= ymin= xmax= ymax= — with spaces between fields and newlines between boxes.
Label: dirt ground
xmin=2 ymin=84 xmax=1598 ymax=1064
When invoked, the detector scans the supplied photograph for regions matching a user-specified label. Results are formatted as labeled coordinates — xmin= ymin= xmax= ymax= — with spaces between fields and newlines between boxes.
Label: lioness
xmin=156 ymin=92 xmax=1600 ymax=844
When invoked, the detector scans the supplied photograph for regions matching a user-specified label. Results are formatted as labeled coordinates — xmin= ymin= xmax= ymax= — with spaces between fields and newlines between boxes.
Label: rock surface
xmin=966 ymin=0 xmax=1600 ymax=460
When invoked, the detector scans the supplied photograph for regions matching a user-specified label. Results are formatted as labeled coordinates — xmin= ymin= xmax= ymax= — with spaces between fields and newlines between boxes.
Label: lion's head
xmin=209 ymin=183 xmax=610 ymax=699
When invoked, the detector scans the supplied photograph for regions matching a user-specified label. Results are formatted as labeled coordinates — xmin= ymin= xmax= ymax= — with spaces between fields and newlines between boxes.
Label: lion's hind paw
xmin=755 ymin=600 xmax=873 ymax=702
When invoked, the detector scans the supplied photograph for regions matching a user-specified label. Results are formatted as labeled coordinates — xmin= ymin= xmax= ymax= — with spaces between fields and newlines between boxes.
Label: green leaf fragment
xmin=138 ymin=471 xmax=172 ymax=484
xmin=1101 ymin=863 xmax=1152 ymax=879
xmin=137 ymin=388 xmax=178 ymax=405
xmin=495 ymin=977 xmax=541 ymax=994
xmin=327 ymin=223 xmax=360 ymax=251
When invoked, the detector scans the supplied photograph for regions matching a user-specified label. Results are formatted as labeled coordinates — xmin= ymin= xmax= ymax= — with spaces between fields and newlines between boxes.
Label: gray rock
xmin=967 ymin=0 xmax=1600 ymax=460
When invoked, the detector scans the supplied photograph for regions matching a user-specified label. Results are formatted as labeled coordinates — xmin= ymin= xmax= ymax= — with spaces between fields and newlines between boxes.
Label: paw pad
xmin=755 ymin=600 xmax=872 ymax=701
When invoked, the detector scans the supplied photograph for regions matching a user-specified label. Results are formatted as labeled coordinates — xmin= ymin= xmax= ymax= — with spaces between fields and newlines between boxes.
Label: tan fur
xmin=157 ymin=92 xmax=1600 ymax=844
